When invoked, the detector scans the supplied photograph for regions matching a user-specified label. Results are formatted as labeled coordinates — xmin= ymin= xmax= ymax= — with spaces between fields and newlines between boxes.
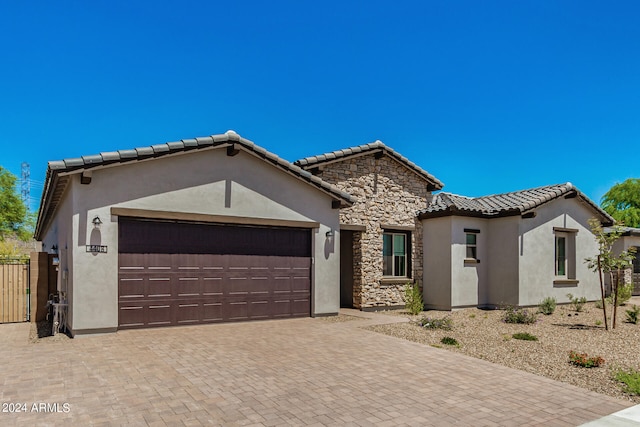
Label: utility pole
xmin=21 ymin=162 xmax=30 ymax=209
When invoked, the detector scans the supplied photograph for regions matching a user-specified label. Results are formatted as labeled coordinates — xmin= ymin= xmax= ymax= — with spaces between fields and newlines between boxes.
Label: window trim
xmin=464 ymin=229 xmax=479 ymax=263
xmin=382 ymin=230 xmax=411 ymax=278
xmin=553 ymin=229 xmax=578 ymax=285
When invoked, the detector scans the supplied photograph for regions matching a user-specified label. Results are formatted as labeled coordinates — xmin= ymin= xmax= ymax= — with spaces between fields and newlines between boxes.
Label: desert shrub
xmin=615 ymin=368 xmax=640 ymax=395
xmin=440 ymin=336 xmax=459 ymax=346
xmin=404 ymin=282 xmax=423 ymax=315
xmin=594 ymin=299 xmax=604 ymax=309
xmin=566 ymin=293 xmax=587 ymax=312
xmin=416 ymin=316 xmax=453 ymax=330
xmin=501 ymin=306 xmax=537 ymax=324
xmin=625 ymin=305 xmax=640 ymax=324
xmin=569 ymin=351 xmax=604 ymax=368
xmin=607 ymin=283 xmax=634 ymax=306
xmin=512 ymin=332 xmax=538 ymax=341
xmin=538 ymin=297 xmax=557 ymax=315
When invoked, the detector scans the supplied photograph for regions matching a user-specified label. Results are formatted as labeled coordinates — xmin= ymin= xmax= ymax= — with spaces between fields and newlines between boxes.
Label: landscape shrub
xmin=615 ymin=368 xmax=640 ymax=395
xmin=404 ymin=282 xmax=424 ymax=315
xmin=566 ymin=293 xmax=587 ymax=312
xmin=607 ymin=283 xmax=634 ymax=306
xmin=569 ymin=351 xmax=605 ymax=368
xmin=538 ymin=297 xmax=557 ymax=315
xmin=625 ymin=305 xmax=640 ymax=324
xmin=512 ymin=332 xmax=538 ymax=341
xmin=501 ymin=306 xmax=537 ymax=324
xmin=416 ymin=316 xmax=453 ymax=330
xmin=440 ymin=336 xmax=459 ymax=346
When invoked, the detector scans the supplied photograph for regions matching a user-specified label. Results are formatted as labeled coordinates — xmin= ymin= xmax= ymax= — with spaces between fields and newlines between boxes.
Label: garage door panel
xmin=118 ymin=220 xmax=312 ymax=329
xmin=177 ymin=303 xmax=200 ymax=324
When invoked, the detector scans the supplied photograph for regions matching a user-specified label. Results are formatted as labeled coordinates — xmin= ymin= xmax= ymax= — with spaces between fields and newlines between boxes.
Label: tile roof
xmin=294 ymin=141 xmax=444 ymax=190
xmin=34 ymin=131 xmax=354 ymax=239
xmin=419 ymin=183 xmax=614 ymax=224
xmin=605 ymin=226 xmax=640 ymax=237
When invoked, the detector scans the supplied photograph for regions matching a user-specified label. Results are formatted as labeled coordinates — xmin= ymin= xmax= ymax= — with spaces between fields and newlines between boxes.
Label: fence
xmin=0 ymin=258 xmax=30 ymax=323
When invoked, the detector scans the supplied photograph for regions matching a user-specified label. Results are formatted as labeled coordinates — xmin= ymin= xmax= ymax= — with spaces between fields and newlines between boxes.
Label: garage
xmin=35 ymin=131 xmax=349 ymax=335
xmin=118 ymin=217 xmax=312 ymax=329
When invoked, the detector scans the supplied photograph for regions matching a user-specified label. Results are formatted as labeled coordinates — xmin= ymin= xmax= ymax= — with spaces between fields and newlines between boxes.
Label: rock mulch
xmin=368 ymin=301 xmax=640 ymax=403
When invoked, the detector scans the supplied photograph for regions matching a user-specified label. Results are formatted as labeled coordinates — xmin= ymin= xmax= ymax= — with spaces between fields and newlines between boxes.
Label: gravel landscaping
xmin=368 ymin=299 xmax=640 ymax=403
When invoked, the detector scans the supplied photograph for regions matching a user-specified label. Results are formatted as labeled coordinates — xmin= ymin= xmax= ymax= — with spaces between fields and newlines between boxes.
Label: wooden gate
xmin=0 ymin=259 xmax=30 ymax=323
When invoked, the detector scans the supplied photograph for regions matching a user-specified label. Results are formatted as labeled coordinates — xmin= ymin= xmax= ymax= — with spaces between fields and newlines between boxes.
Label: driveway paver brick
xmin=0 ymin=311 xmax=633 ymax=426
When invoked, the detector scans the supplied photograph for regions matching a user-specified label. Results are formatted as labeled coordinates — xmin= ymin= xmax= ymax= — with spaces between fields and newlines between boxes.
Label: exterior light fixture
xmin=325 ymin=230 xmax=334 ymax=238
xmin=51 ymin=244 xmax=59 ymax=254
xmin=92 ymin=216 xmax=103 ymax=227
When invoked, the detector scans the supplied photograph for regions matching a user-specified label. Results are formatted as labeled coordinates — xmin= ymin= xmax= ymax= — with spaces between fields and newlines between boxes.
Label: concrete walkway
xmin=0 ymin=311 xmax=633 ymax=426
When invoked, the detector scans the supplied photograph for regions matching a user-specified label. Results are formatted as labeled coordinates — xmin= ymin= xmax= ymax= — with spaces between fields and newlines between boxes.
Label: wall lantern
xmin=325 ymin=230 xmax=334 ymax=238
xmin=51 ymin=244 xmax=59 ymax=255
xmin=92 ymin=216 xmax=103 ymax=227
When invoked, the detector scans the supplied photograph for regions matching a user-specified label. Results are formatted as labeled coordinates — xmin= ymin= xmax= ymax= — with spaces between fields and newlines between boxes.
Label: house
xmin=35 ymin=132 xmax=615 ymax=335
xmin=418 ymin=184 xmax=614 ymax=309
xmin=34 ymin=131 xmax=353 ymax=336
xmin=609 ymin=227 xmax=640 ymax=296
xmin=296 ymin=142 xmax=614 ymax=310
xmin=295 ymin=141 xmax=444 ymax=309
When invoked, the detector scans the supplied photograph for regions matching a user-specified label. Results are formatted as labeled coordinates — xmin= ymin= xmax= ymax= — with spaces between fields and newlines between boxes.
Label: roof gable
xmin=35 ymin=131 xmax=354 ymax=239
xmin=419 ymin=183 xmax=613 ymax=225
xmin=294 ymin=140 xmax=444 ymax=191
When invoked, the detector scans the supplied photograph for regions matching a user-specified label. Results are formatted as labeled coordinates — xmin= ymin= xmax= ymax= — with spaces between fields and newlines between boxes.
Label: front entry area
xmin=118 ymin=218 xmax=312 ymax=329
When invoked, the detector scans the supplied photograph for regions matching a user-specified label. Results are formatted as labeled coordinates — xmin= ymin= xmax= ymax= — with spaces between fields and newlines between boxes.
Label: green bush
xmin=615 ymin=368 xmax=640 ymax=395
xmin=440 ymin=336 xmax=459 ymax=346
xmin=607 ymin=283 xmax=634 ymax=306
xmin=538 ymin=297 xmax=557 ymax=315
xmin=594 ymin=299 xmax=604 ymax=309
xmin=512 ymin=332 xmax=538 ymax=341
xmin=569 ymin=351 xmax=604 ymax=368
xmin=416 ymin=316 xmax=453 ymax=330
xmin=566 ymin=293 xmax=587 ymax=312
xmin=501 ymin=306 xmax=537 ymax=324
xmin=625 ymin=305 xmax=640 ymax=324
xmin=404 ymin=282 xmax=424 ymax=315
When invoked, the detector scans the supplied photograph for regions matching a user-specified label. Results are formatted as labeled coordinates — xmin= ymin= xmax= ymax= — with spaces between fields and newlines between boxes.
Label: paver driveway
xmin=0 ymin=312 xmax=632 ymax=426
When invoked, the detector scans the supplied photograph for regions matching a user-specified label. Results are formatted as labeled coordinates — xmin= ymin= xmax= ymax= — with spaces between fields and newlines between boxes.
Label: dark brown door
xmin=118 ymin=218 xmax=311 ymax=329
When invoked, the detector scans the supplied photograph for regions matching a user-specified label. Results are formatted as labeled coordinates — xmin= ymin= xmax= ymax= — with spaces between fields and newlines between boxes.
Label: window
xmin=633 ymin=247 xmax=640 ymax=274
xmin=464 ymin=228 xmax=480 ymax=262
xmin=555 ymin=235 xmax=567 ymax=277
xmin=383 ymin=232 xmax=408 ymax=277
xmin=466 ymin=233 xmax=477 ymax=259
xmin=553 ymin=228 xmax=577 ymax=284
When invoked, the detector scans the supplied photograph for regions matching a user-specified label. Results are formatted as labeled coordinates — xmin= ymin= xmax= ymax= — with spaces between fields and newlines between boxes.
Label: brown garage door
xmin=118 ymin=218 xmax=311 ymax=329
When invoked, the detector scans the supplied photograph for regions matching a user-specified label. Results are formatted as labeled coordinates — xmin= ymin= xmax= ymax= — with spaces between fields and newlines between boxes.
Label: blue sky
xmin=1 ymin=1 xmax=638 ymax=211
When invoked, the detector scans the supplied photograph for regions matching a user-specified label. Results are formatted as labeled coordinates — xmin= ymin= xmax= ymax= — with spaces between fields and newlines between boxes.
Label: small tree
xmin=585 ymin=218 xmax=636 ymax=329
xmin=0 ymin=166 xmax=32 ymax=241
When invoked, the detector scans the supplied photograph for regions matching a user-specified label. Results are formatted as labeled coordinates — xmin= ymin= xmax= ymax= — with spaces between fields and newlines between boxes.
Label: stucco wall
xmin=40 ymin=179 xmax=75 ymax=328
xmin=450 ymin=217 xmax=488 ymax=308
xmin=422 ymin=216 xmax=452 ymax=310
xmin=313 ymin=154 xmax=432 ymax=308
xmin=486 ymin=217 xmax=520 ymax=306
xmin=518 ymin=198 xmax=601 ymax=305
xmin=39 ymin=147 xmax=342 ymax=334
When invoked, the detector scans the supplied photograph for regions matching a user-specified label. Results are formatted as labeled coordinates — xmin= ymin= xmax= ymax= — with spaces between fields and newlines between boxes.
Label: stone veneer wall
xmin=316 ymin=154 xmax=432 ymax=309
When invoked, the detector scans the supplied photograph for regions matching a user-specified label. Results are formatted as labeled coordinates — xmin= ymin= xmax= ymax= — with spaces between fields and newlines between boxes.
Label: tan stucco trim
xmin=381 ymin=224 xmax=416 ymax=231
xmin=110 ymin=207 xmax=321 ymax=229
xmin=340 ymin=224 xmax=366 ymax=231
xmin=553 ymin=227 xmax=579 ymax=233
